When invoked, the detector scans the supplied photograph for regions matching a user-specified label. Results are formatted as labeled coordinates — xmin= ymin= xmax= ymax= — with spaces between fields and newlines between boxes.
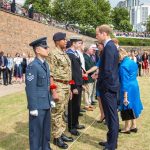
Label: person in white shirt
xmin=130 ymin=50 xmax=137 ymax=63
xmin=27 ymin=53 xmax=34 ymax=65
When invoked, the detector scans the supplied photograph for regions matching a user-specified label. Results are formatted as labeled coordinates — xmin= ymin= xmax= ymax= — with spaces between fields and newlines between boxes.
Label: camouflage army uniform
xmin=47 ymin=47 xmax=72 ymax=138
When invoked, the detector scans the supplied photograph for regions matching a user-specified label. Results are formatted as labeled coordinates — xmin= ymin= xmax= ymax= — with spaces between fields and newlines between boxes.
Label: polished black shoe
xmin=99 ymin=141 xmax=107 ymax=146
xmin=130 ymin=128 xmax=138 ymax=133
xmin=91 ymin=101 xmax=96 ymax=105
xmin=61 ymin=134 xmax=74 ymax=142
xmin=79 ymin=112 xmax=83 ymax=116
xmin=53 ymin=137 xmax=68 ymax=149
xmin=80 ymin=109 xmax=86 ymax=112
xmin=120 ymin=130 xmax=130 ymax=134
xmin=76 ymin=124 xmax=85 ymax=129
xmin=118 ymin=128 xmax=122 ymax=132
xmin=69 ymin=128 xmax=80 ymax=136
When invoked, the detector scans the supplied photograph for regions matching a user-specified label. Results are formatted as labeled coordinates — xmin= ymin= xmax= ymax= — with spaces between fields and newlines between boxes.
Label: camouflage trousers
xmin=51 ymin=84 xmax=70 ymax=138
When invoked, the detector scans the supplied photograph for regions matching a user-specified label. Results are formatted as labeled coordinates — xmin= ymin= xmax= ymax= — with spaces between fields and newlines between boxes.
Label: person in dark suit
xmin=10 ymin=0 xmax=16 ymax=13
xmin=66 ymin=36 xmax=85 ymax=136
xmin=96 ymin=25 xmax=120 ymax=150
xmin=136 ymin=51 xmax=142 ymax=76
xmin=25 ymin=37 xmax=52 ymax=150
xmin=0 ymin=51 xmax=8 ymax=85
xmin=28 ymin=3 xmax=34 ymax=19
xmin=83 ymin=45 xmax=96 ymax=110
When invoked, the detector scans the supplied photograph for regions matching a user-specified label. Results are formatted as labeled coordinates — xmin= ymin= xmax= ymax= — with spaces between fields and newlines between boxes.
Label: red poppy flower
xmin=83 ymin=75 xmax=88 ymax=81
xmin=69 ymin=80 xmax=75 ymax=85
xmin=50 ymin=84 xmax=57 ymax=89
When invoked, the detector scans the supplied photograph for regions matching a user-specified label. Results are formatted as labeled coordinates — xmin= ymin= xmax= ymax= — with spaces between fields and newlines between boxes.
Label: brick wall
xmin=0 ymin=9 xmax=95 ymax=56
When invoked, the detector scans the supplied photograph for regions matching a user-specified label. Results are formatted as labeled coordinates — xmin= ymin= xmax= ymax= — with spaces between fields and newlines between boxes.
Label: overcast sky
xmin=16 ymin=0 xmax=150 ymax=7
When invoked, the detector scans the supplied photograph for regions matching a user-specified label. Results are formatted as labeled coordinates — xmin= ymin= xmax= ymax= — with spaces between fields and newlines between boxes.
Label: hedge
xmin=117 ymin=37 xmax=150 ymax=46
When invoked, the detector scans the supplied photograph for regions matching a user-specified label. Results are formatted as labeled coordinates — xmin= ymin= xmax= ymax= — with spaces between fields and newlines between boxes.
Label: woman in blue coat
xmin=119 ymin=48 xmax=143 ymax=134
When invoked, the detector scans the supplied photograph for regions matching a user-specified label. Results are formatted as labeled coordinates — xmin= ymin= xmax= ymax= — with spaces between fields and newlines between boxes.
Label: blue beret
xmin=53 ymin=32 xmax=66 ymax=41
xmin=29 ymin=37 xmax=49 ymax=49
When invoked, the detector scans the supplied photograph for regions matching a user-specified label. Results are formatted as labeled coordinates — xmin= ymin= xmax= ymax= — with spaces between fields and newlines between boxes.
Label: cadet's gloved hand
xmin=51 ymin=101 xmax=56 ymax=108
xmin=30 ymin=110 xmax=38 ymax=116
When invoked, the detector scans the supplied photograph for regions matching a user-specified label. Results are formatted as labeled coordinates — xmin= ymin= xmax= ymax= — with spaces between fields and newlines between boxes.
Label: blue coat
xmin=119 ymin=57 xmax=143 ymax=118
xmin=25 ymin=57 xmax=51 ymax=110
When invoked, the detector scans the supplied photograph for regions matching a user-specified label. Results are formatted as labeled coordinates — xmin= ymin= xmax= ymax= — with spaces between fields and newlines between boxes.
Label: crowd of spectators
xmin=114 ymin=31 xmax=150 ymax=38
xmin=0 ymin=0 xmax=80 ymax=33
xmin=0 ymin=51 xmax=34 ymax=85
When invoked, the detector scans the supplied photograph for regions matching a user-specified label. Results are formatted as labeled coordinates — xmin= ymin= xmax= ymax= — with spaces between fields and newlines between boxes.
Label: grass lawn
xmin=0 ymin=77 xmax=150 ymax=150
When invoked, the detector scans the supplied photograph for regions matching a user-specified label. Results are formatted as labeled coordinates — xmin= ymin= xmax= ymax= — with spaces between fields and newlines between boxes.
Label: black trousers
xmin=29 ymin=109 xmax=51 ymax=150
xmin=1 ymin=68 xmax=7 ymax=85
xmin=138 ymin=63 xmax=142 ymax=76
xmin=7 ymin=68 xmax=13 ymax=84
xmin=101 ymin=90 xmax=119 ymax=150
xmin=68 ymin=85 xmax=82 ymax=130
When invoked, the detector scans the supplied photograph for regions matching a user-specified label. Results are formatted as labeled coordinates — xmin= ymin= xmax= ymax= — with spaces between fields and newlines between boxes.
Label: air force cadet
xmin=25 ymin=37 xmax=52 ymax=150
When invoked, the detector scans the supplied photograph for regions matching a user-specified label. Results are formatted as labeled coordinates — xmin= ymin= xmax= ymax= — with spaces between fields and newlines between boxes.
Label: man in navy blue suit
xmin=0 ymin=51 xmax=8 ymax=85
xmin=96 ymin=25 xmax=119 ymax=150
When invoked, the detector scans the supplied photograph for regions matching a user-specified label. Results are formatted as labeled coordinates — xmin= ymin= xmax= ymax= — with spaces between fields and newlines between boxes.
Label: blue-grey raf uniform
xmin=25 ymin=37 xmax=51 ymax=150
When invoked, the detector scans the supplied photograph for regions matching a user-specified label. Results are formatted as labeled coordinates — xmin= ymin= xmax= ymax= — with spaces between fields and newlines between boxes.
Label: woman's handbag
xmin=121 ymin=105 xmax=136 ymax=121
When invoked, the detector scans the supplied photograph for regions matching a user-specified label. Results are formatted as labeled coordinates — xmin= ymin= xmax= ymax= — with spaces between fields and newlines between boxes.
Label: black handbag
xmin=121 ymin=105 xmax=136 ymax=121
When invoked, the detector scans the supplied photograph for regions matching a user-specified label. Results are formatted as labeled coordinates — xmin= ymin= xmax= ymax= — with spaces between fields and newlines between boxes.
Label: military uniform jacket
xmin=47 ymin=47 xmax=72 ymax=88
xmin=66 ymin=49 xmax=83 ymax=89
xmin=25 ymin=57 xmax=51 ymax=110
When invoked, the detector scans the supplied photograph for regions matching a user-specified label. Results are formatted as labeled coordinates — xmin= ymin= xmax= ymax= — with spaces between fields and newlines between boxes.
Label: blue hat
xmin=66 ymin=41 xmax=71 ymax=49
xmin=53 ymin=32 xmax=66 ymax=41
xmin=29 ymin=37 xmax=49 ymax=49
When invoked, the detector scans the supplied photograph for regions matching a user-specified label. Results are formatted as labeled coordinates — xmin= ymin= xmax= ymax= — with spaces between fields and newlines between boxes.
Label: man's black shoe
xmin=80 ymin=109 xmax=86 ymax=112
xmin=91 ymin=101 xmax=96 ymax=105
xmin=69 ymin=128 xmax=80 ymax=136
xmin=53 ymin=137 xmax=68 ymax=149
xmin=61 ymin=134 xmax=74 ymax=142
xmin=99 ymin=141 xmax=107 ymax=146
xmin=79 ymin=112 xmax=83 ymax=116
xmin=75 ymin=124 xmax=85 ymax=129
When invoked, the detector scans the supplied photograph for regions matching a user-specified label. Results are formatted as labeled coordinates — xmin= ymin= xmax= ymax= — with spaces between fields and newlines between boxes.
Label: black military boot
xmin=53 ymin=137 xmax=68 ymax=149
xmin=61 ymin=133 xmax=74 ymax=142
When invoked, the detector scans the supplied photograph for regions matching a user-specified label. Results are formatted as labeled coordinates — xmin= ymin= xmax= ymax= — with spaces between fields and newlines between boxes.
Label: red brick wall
xmin=0 ymin=10 xmax=95 ymax=56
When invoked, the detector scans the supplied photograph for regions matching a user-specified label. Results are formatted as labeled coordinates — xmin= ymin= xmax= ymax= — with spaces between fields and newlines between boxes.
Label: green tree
xmin=111 ymin=7 xmax=132 ymax=31
xmin=24 ymin=0 xmax=51 ymax=15
xmin=52 ymin=0 xmax=111 ymax=27
xmin=119 ymin=20 xmax=133 ymax=32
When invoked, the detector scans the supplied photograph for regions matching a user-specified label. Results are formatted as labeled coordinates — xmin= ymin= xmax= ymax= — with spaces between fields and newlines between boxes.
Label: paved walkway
xmin=0 ymin=83 xmax=25 ymax=97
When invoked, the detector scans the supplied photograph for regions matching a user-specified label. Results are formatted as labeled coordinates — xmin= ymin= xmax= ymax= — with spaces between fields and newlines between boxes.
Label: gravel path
xmin=0 ymin=83 xmax=25 ymax=97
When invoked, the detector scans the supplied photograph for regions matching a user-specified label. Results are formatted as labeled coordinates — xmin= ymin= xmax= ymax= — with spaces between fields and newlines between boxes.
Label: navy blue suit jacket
xmin=25 ymin=58 xmax=51 ymax=110
xmin=66 ymin=49 xmax=83 ymax=89
xmin=98 ymin=40 xmax=119 ymax=92
xmin=0 ymin=56 xmax=8 ymax=67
